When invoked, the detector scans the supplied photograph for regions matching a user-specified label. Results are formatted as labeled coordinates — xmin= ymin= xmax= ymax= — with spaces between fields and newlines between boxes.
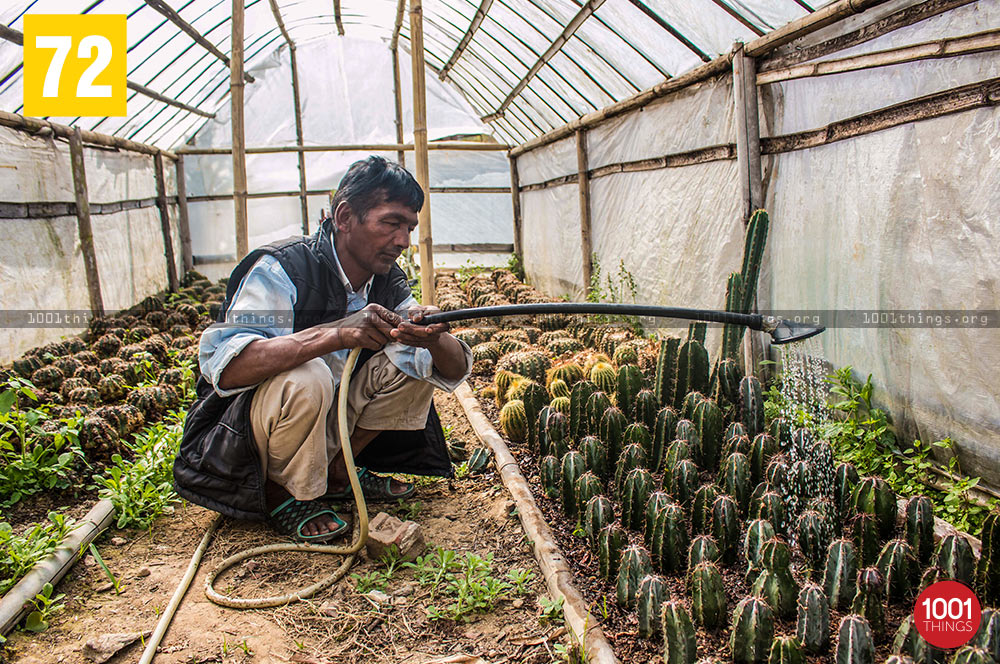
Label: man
xmin=174 ymin=156 xmax=472 ymax=542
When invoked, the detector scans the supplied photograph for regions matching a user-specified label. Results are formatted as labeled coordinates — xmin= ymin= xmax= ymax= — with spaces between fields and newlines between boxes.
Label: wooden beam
xmin=409 ymin=0 xmax=434 ymax=306
xmin=154 ymin=152 xmax=180 ymax=291
xmin=760 ymin=0 xmax=976 ymax=72
xmin=757 ymin=27 xmax=1000 ymax=85
xmin=709 ymin=0 xmax=765 ymax=36
xmin=391 ymin=0 xmax=406 ymax=51
xmin=175 ymin=142 xmax=510 ymax=155
xmin=439 ymin=0 xmax=493 ymax=80
xmin=68 ymin=128 xmax=104 ymax=317
xmin=270 ymin=0 xmax=309 ymax=234
xmin=482 ymin=0 xmax=607 ymax=123
xmin=0 ymin=197 xmax=176 ymax=218
xmin=576 ymin=130 xmax=593 ymax=293
xmin=626 ymin=0 xmax=712 ymax=61
xmin=733 ymin=45 xmax=763 ymax=221
xmin=183 ymin=186 xmax=508 ymax=203
xmin=745 ymin=0 xmax=891 ymax=57
xmin=231 ymin=0 xmax=249 ymax=259
xmin=509 ymin=156 xmax=522 ymax=257
xmin=334 ymin=0 xmax=346 ymax=36
xmin=392 ymin=45 xmax=406 ymax=167
xmin=175 ymin=155 xmax=193 ymax=274
xmin=0 ymin=110 xmax=175 ymax=159
xmin=143 ymin=0 xmax=255 ymax=83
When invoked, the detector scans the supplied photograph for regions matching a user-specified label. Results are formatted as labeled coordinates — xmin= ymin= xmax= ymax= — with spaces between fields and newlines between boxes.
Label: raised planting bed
xmin=438 ymin=267 xmax=1000 ymax=664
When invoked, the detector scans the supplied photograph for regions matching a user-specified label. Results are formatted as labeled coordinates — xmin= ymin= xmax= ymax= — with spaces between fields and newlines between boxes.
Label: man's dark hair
xmin=331 ymin=156 xmax=424 ymax=224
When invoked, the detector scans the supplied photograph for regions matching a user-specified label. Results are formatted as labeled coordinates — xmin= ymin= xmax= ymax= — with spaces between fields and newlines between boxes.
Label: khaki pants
xmin=249 ymin=351 xmax=434 ymax=501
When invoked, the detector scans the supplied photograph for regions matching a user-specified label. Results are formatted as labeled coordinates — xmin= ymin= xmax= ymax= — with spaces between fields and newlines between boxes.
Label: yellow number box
xmin=23 ymin=14 xmax=127 ymax=117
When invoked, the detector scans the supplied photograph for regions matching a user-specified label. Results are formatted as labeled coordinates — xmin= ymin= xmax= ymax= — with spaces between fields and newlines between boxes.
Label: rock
xmin=512 ymin=598 xmax=524 ymax=609
xmin=110 ymin=537 xmax=127 ymax=546
xmin=365 ymin=590 xmax=391 ymax=605
xmin=134 ymin=567 xmax=151 ymax=578
xmin=365 ymin=512 xmax=426 ymax=562
xmin=82 ymin=631 xmax=151 ymax=663
xmin=318 ymin=602 xmax=338 ymax=617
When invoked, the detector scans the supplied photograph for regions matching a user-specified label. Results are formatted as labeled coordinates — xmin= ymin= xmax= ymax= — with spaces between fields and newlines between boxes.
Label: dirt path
xmin=2 ymin=392 xmax=568 ymax=664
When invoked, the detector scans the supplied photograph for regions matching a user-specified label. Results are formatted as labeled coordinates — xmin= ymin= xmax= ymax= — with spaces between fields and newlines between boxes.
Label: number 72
xmin=35 ymin=34 xmax=114 ymax=98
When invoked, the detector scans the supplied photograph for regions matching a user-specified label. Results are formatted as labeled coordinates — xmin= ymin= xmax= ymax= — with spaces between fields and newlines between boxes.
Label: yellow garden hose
xmin=138 ymin=348 xmax=369 ymax=662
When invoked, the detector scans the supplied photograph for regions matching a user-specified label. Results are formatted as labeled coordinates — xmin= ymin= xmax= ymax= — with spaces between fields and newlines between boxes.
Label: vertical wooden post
xmin=231 ymin=0 xmax=249 ymax=258
xmin=392 ymin=45 xmax=406 ymax=168
xmin=175 ymin=155 xmax=193 ymax=275
xmin=576 ymin=129 xmax=593 ymax=295
xmin=409 ymin=0 xmax=435 ymax=306
xmin=289 ymin=44 xmax=310 ymax=235
xmin=68 ymin=127 xmax=104 ymax=317
xmin=154 ymin=151 xmax=179 ymax=292
xmin=509 ymin=154 xmax=522 ymax=257
xmin=733 ymin=44 xmax=765 ymax=373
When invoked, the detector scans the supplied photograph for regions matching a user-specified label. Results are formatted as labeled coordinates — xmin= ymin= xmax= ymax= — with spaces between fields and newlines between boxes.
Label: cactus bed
xmin=443 ymin=267 xmax=1000 ymax=664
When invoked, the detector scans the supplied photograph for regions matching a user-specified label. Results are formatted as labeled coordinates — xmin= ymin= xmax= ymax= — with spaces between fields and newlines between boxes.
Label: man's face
xmin=337 ymin=197 xmax=418 ymax=275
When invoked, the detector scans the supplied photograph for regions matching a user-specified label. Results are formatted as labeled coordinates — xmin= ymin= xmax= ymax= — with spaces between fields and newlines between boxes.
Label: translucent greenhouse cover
xmin=0 ymin=0 xmax=829 ymax=149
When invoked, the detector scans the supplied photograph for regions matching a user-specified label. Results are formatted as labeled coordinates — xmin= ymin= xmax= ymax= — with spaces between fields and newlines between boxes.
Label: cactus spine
xmin=796 ymin=584 xmax=831 ymax=654
xmin=637 ymin=575 xmax=667 ymax=639
xmin=836 ymin=615 xmax=876 ymax=664
xmin=569 ymin=380 xmax=596 ymax=438
xmin=730 ymin=596 xmax=775 ymax=664
xmin=616 ymin=545 xmax=653 ymax=607
xmin=598 ymin=524 xmax=627 ymax=582
xmin=904 ymin=495 xmax=935 ymax=566
xmin=752 ymin=538 xmax=799 ymax=619
xmin=499 ymin=400 xmax=528 ymax=442
xmin=824 ymin=538 xmax=858 ymax=611
xmin=621 ymin=468 xmax=654 ymax=531
xmin=651 ymin=502 xmax=689 ymax=573
xmin=584 ymin=495 xmax=614 ymax=542
xmin=662 ymin=600 xmax=698 ymax=664
xmin=690 ymin=562 xmax=727 ymax=629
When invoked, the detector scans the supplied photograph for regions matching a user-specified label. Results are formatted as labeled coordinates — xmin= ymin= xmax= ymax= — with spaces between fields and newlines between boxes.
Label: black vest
xmin=173 ymin=221 xmax=452 ymax=520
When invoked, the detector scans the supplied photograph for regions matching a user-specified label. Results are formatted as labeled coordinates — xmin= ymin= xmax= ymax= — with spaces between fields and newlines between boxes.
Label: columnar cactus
xmin=851 ymin=567 xmax=886 ymax=637
xmin=769 ymin=417 xmax=792 ymax=451
xmin=977 ymin=510 xmax=1000 ymax=599
xmin=740 ymin=209 xmax=769 ymax=314
xmin=712 ymin=494 xmax=740 ymax=565
xmin=580 ymin=435 xmax=609 ymax=482
xmin=718 ymin=355 xmax=744 ymax=404
xmin=616 ymin=364 xmax=645 ymax=417
xmin=753 ymin=489 xmax=787 ymax=536
xmin=725 ymin=434 xmax=752 ymax=460
xmin=662 ymin=600 xmax=698 ymax=664
xmin=521 ymin=381 xmax=549 ymax=431
xmin=615 ymin=443 xmax=648 ymax=492
xmin=575 ymin=471 xmax=602 ymax=517
xmin=634 ymin=389 xmax=659 ymax=431
xmin=654 ymin=407 xmax=679 ymax=466
xmin=665 ymin=440 xmax=693 ymax=473
xmin=621 ymin=468 xmax=654 ymax=531
xmin=951 ymin=647 xmax=998 ymax=664
xmin=544 ymin=410 xmax=570 ymax=458
xmin=651 ymin=502 xmax=689 ymax=573
xmin=637 ymin=575 xmax=667 ymax=639
xmin=739 ymin=375 xmax=764 ymax=440
xmin=682 ymin=391 xmax=706 ymax=421
xmin=655 ymin=337 xmax=681 ymax=408
xmin=600 ymin=406 xmax=627 ymax=465
xmin=750 ymin=433 xmax=779 ymax=484
xmin=692 ymin=483 xmax=720 ymax=535
xmin=616 ymin=544 xmax=653 ymax=606
xmin=689 ymin=534 xmax=721 ymax=568
xmin=796 ymin=584 xmax=831 ymax=654
xmin=569 ymin=380 xmax=596 ymax=438
xmin=752 ymin=538 xmax=798 ymax=618
xmin=690 ymin=561 xmax=727 ymax=629
xmin=539 ymin=455 xmax=560 ymax=499
xmin=852 ymin=476 xmax=897 ymax=540
xmin=789 ymin=427 xmax=813 ymax=464
xmin=797 ymin=510 xmax=831 ymax=572
xmin=745 ymin=519 xmax=776 ymax=582
xmin=767 ymin=636 xmax=805 ymax=664
xmin=532 ymin=406 xmax=553 ymax=456
xmin=835 ymin=615 xmax=875 ymax=664
xmin=851 ymin=512 xmax=881 ymax=567
xmin=560 ymin=451 xmax=586 ymax=515
xmin=904 ymin=495 xmax=935 ymax=565
xmin=675 ymin=339 xmax=710 ymax=410
xmin=730 ymin=596 xmax=775 ymax=664
xmin=835 ymin=462 xmax=861 ymax=520
xmin=721 ymin=452 xmax=752 ymax=515
xmin=693 ymin=398 xmax=724 ymax=471
xmin=598 ymin=524 xmax=627 ymax=581
xmin=876 ymin=539 xmax=918 ymax=600
xmin=500 ymin=400 xmax=528 ymax=443
xmin=974 ymin=608 xmax=1000 ymax=662
xmin=726 ymin=421 xmax=748 ymax=448
xmin=934 ymin=534 xmax=977 ymax=586
xmin=624 ymin=422 xmax=654 ymax=462
xmin=584 ymin=495 xmax=614 ymax=542
xmin=722 ymin=272 xmax=746 ymax=362
xmin=893 ymin=615 xmax=946 ymax=664
xmin=670 ymin=459 xmax=700 ymax=507
xmin=645 ymin=491 xmax=672 ymax=546
xmin=807 ymin=440 xmax=837 ymax=500
xmin=586 ymin=391 xmax=612 ymax=434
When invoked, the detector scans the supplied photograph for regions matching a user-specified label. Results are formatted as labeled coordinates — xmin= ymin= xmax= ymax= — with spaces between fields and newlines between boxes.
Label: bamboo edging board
xmin=454 ymin=382 xmax=619 ymax=664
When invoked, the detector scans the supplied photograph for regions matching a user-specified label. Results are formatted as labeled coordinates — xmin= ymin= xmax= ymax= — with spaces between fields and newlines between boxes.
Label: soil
xmin=1 ymin=391 xmax=568 ymax=664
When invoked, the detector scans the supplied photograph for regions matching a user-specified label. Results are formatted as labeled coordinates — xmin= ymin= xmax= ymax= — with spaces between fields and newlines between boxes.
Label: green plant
xmin=506 ymin=567 xmax=535 ymax=595
xmin=89 ymin=543 xmax=123 ymax=594
xmin=795 ymin=584 xmax=830 ymax=654
xmin=690 ymin=562 xmax=726 ymax=629
xmin=835 ymin=615 xmax=875 ymax=664
xmin=23 ymin=582 xmax=66 ymax=632
xmin=538 ymin=595 xmax=564 ymax=626
xmin=730 ymin=597 xmax=774 ymax=664
xmin=616 ymin=545 xmax=652 ymax=608
xmin=637 ymin=574 xmax=666 ymax=639
xmin=0 ymin=512 xmax=75 ymax=594
xmin=351 ymin=570 xmax=389 ymax=593
xmin=662 ymin=600 xmax=697 ymax=664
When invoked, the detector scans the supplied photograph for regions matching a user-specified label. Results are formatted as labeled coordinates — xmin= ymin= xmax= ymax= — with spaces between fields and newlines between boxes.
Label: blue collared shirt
xmin=198 ymin=231 xmax=471 ymax=397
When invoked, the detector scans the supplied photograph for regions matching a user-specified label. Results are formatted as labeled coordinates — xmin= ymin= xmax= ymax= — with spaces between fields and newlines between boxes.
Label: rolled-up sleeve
xmin=383 ymin=295 xmax=473 ymax=392
xmin=198 ymin=256 xmax=296 ymax=397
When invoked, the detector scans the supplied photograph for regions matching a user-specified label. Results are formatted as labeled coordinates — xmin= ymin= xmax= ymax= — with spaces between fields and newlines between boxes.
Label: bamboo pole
xmin=756 ymin=28 xmax=1000 ymax=85
xmin=143 ymin=0 xmax=254 ymax=83
xmin=576 ymin=129 xmax=593 ymax=294
xmin=733 ymin=45 xmax=763 ymax=220
xmin=440 ymin=0 xmax=493 ymax=79
xmin=289 ymin=46 xmax=310 ymax=235
xmin=509 ymin=155 xmax=522 ymax=257
xmin=409 ymin=0 xmax=435 ymax=306
xmin=175 ymin=155 xmax=193 ymax=274
xmin=184 ymin=186 xmax=508 ymax=203
xmin=392 ymin=45 xmax=406 ymax=167
xmin=68 ymin=127 xmax=104 ymax=317
xmin=154 ymin=151 xmax=180 ymax=292
xmin=0 ymin=110 xmax=175 ymax=159
xmin=231 ymin=0 xmax=249 ymax=259
xmin=175 ymin=142 xmax=509 ymax=155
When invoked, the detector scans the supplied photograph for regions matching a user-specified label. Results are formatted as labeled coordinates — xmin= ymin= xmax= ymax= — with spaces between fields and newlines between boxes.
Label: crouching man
xmin=174 ymin=156 xmax=472 ymax=543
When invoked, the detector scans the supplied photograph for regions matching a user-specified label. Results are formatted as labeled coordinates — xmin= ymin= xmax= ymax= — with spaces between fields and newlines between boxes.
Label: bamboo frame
xmin=392 ymin=45 xmax=406 ymax=167
xmin=409 ymin=0 xmax=435 ymax=306
xmin=440 ymin=0 xmax=493 ymax=79
xmin=175 ymin=142 xmax=510 ymax=155
xmin=709 ymin=0 xmax=765 ymax=37
xmin=625 ymin=0 xmax=711 ymax=62
xmin=175 ymin=156 xmax=193 ymax=274
xmin=481 ymin=0 xmax=607 ymax=123
xmin=153 ymin=151 xmax=180 ymax=292
xmin=733 ymin=46 xmax=763 ymax=220
xmin=184 ymin=186 xmax=509 ymax=203
xmin=142 ymin=0 xmax=255 ymax=83
xmin=757 ymin=28 xmax=1000 ymax=85
xmin=0 ymin=110 xmax=176 ymax=159
xmin=576 ymin=129 xmax=593 ymax=292
xmin=0 ymin=197 xmax=174 ymax=219
xmin=334 ymin=0 xmax=346 ymax=36
xmin=68 ymin=128 xmax=104 ymax=317
xmin=231 ymin=0 xmax=249 ymax=259
xmin=509 ymin=155 xmax=522 ymax=257
xmin=193 ymin=243 xmax=515 ymax=265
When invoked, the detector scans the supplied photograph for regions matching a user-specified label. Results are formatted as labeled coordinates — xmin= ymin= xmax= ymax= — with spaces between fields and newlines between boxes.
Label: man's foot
xmin=323 ymin=467 xmax=416 ymax=502
xmin=265 ymin=482 xmax=347 ymax=539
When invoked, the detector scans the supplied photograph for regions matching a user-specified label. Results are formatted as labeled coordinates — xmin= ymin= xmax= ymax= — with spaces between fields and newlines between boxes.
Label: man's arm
xmin=389 ymin=305 xmax=469 ymax=381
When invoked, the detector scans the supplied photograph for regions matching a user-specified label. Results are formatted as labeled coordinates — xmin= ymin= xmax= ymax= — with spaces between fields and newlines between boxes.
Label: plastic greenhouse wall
xmin=517 ymin=1 xmax=1000 ymax=487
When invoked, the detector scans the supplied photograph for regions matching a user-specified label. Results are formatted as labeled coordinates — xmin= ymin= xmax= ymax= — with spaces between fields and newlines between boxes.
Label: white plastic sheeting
xmin=183 ymin=36 xmax=512 ymax=264
xmin=0 ymin=125 xmax=180 ymax=363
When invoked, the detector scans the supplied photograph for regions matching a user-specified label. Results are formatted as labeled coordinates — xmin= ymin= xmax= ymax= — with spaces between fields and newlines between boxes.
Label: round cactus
xmin=548 ymin=378 xmax=571 ymax=401
xmin=549 ymin=396 xmax=571 ymax=416
xmin=589 ymin=362 xmax=617 ymax=395
xmin=500 ymin=399 xmax=528 ymax=443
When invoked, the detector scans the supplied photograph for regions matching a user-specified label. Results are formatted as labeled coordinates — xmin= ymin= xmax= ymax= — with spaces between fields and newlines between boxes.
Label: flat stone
xmin=110 ymin=537 xmax=127 ymax=546
xmin=365 ymin=590 xmax=391 ymax=605
xmin=82 ymin=631 xmax=151 ymax=663
xmin=365 ymin=512 xmax=425 ymax=562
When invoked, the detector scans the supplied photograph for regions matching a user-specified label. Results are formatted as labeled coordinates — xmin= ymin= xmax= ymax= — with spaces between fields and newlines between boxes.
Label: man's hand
xmin=333 ymin=303 xmax=402 ymax=350
xmin=391 ymin=305 xmax=451 ymax=349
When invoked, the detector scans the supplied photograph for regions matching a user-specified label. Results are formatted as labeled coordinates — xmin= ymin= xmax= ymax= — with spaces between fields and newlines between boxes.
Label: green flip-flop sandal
xmin=322 ymin=467 xmax=416 ymax=503
xmin=268 ymin=498 xmax=349 ymax=543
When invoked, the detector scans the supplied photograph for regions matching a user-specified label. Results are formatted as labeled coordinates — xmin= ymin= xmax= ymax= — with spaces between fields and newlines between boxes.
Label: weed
xmin=0 ymin=512 xmax=75 ymax=594
xmin=23 ymin=582 xmax=66 ymax=632
xmin=506 ymin=567 xmax=535 ymax=595
xmin=88 ymin=543 xmax=123 ymax=594
xmin=454 ymin=461 xmax=471 ymax=479
xmin=392 ymin=499 xmax=422 ymax=521
xmin=538 ymin=595 xmax=565 ymax=626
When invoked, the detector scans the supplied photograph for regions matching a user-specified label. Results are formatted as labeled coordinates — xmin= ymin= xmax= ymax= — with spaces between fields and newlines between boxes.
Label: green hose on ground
xmin=138 ymin=348 xmax=369 ymax=663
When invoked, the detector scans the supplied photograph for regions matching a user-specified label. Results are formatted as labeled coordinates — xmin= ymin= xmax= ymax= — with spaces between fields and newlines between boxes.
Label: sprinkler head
xmin=761 ymin=316 xmax=825 ymax=345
